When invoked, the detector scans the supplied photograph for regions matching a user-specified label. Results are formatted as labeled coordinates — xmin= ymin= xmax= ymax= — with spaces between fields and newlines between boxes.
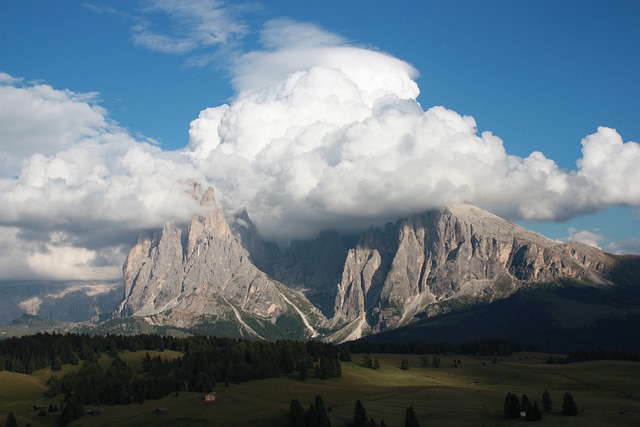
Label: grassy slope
xmin=0 ymin=351 xmax=183 ymax=427
xmin=2 ymin=351 xmax=638 ymax=427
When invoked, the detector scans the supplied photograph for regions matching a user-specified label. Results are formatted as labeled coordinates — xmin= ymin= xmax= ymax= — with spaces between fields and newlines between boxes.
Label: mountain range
xmin=113 ymin=187 xmax=640 ymax=344
xmin=1 ymin=186 xmax=638 ymax=351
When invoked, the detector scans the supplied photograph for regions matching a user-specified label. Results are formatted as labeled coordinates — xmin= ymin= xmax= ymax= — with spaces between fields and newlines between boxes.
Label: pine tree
xmin=362 ymin=355 xmax=372 ymax=368
xmin=531 ymin=402 xmax=542 ymax=421
xmin=561 ymin=392 xmax=578 ymax=416
xmin=51 ymin=355 xmax=62 ymax=371
xmin=521 ymin=394 xmax=531 ymax=413
xmin=141 ymin=351 xmax=151 ymax=372
xmin=432 ymin=355 xmax=441 ymax=368
xmin=542 ymin=389 xmax=552 ymax=413
xmin=59 ymin=405 xmax=75 ymax=426
xmin=46 ymin=374 xmax=61 ymax=397
xmin=503 ymin=392 xmax=521 ymax=419
xmin=6 ymin=411 xmax=17 ymax=427
xmin=420 ymin=355 xmax=429 ymax=368
xmin=298 ymin=359 xmax=309 ymax=380
xmin=282 ymin=348 xmax=295 ymax=374
xmin=289 ymin=398 xmax=305 ymax=427
xmin=68 ymin=395 xmax=85 ymax=420
xmin=405 ymin=405 xmax=420 ymax=427
xmin=354 ymin=400 xmax=367 ymax=427
xmin=314 ymin=395 xmax=330 ymax=427
xmin=400 ymin=359 xmax=410 ymax=370
xmin=339 ymin=347 xmax=352 ymax=362
xmin=27 ymin=356 xmax=36 ymax=374
xmin=305 ymin=404 xmax=317 ymax=427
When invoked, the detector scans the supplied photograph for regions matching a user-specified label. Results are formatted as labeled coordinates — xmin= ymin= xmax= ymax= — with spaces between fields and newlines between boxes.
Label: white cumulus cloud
xmin=0 ymin=77 xmax=210 ymax=280
xmin=1 ymin=18 xmax=639 ymax=280
xmin=186 ymin=20 xmax=640 ymax=243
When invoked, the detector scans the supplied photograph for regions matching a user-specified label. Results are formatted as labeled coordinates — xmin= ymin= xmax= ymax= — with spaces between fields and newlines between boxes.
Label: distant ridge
xmin=351 ymin=282 xmax=640 ymax=354
xmin=0 ymin=280 xmax=122 ymax=326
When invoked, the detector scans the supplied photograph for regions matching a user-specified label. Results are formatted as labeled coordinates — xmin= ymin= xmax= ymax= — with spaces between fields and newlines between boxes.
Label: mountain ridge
xmin=0 ymin=280 xmax=122 ymax=326
xmin=327 ymin=203 xmax=623 ymax=341
xmin=113 ymin=188 xmax=639 ymax=342
xmin=115 ymin=187 xmax=326 ymax=340
xmin=1 ymin=194 xmax=637 ymax=350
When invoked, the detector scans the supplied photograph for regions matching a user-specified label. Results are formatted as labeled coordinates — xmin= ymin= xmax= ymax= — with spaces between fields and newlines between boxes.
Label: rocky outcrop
xmin=271 ymin=230 xmax=356 ymax=317
xmin=230 ymin=207 xmax=282 ymax=277
xmin=329 ymin=204 xmax=621 ymax=340
xmin=116 ymin=187 xmax=324 ymax=339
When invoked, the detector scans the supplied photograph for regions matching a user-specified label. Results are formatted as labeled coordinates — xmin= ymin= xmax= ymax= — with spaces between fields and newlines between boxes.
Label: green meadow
xmin=0 ymin=352 xmax=638 ymax=427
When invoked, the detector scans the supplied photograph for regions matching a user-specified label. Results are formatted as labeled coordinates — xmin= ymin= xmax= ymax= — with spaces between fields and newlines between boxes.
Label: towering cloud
xmin=186 ymin=20 xmax=640 ymax=243
xmin=1 ymin=18 xmax=639 ymax=280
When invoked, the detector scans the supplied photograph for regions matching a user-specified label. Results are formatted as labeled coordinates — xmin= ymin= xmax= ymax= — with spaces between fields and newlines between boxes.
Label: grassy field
xmin=0 ymin=351 xmax=638 ymax=426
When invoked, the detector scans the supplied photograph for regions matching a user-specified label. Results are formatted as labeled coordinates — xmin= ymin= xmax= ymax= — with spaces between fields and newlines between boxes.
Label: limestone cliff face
xmin=116 ymin=192 xmax=634 ymax=342
xmin=271 ymin=230 xmax=354 ymax=317
xmin=330 ymin=204 xmax=619 ymax=340
xmin=116 ymin=188 xmax=323 ymax=338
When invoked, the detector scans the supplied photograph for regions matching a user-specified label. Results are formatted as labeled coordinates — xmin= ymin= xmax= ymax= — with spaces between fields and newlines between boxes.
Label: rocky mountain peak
xmin=116 ymin=187 xmax=324 ymax=338
xmin=200 ymin=186 xmax=217 ymax=206
xmin=327 ymin=204 xmax=631 ymax=341
xmin=115 ymin=196 xmax=638 ymax=343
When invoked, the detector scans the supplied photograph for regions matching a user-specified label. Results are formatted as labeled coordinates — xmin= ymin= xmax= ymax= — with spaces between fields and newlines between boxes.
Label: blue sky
xmin=0 ymin=0 xmax=639 ymax=280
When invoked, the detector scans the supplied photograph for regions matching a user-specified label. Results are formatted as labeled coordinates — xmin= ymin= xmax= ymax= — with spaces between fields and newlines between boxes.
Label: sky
xmin=0 ymin=0 xmax=639 ymax=281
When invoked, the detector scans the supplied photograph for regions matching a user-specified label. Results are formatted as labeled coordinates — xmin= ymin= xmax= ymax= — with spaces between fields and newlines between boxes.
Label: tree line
xmin=290 ymin=395 xmax=421 ymax=427
xmin=547 ymin=347 xmax=639 ymax=364
xmin=0 ymin=333 xmax=342 ymax=377
xmin=42 ymin=337 xmax=342 ymax=405
xmin=347 ymin=338 xmax=522 ymax=357
xmin=2 ymin=332 xmax=634 ymax=376
xmin=0 ymin=332 xmax=178 ymax=374
xmin=348 ymin=338 xmax=640 ymax=362
xmin=0 ymin=333 xmax=344 ymax=425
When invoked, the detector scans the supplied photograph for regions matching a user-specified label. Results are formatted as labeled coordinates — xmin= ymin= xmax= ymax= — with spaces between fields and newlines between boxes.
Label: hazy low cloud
xmin=1 ymin=17 xmax=639 ymax=280
xmin=558 ymin=227 xmax=605 ymax=249
xmin=606 ymin=238 xmax=640 ymax=256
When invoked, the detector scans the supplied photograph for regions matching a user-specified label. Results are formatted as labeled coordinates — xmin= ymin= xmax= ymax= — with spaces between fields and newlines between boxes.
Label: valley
xmin=0 ymin=350 xmax=638 ymax=426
